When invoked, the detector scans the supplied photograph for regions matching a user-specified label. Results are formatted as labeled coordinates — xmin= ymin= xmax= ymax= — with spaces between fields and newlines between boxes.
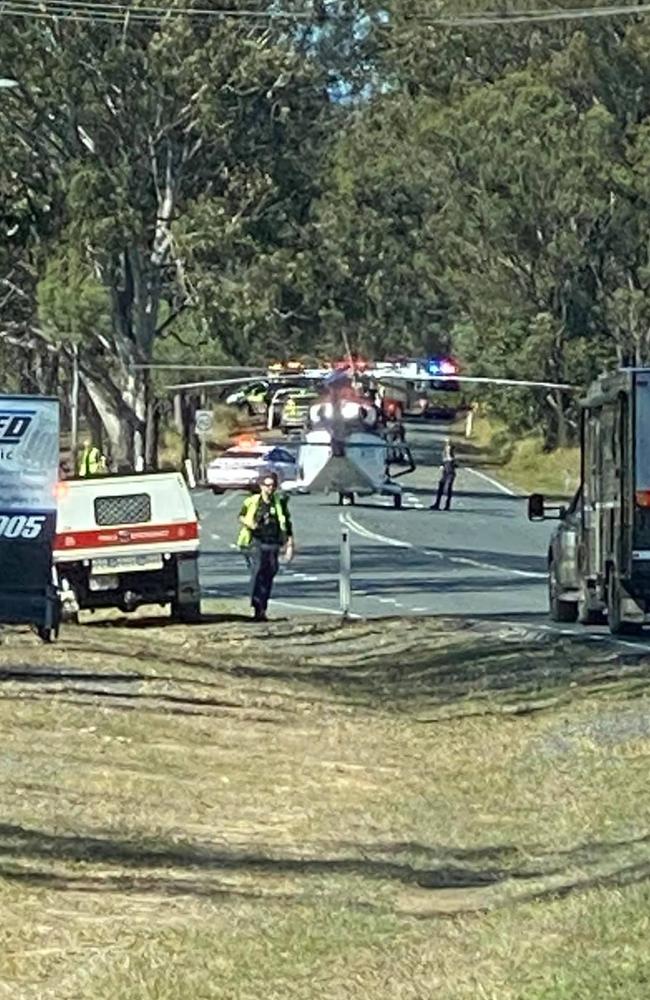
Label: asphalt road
xmin=195 ymin=420 xmax=558 ymax=624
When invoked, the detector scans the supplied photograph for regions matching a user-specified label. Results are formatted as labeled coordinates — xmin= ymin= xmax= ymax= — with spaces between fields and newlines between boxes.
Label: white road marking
xmin=210 ymin=533 xmax=220 ymax=540
xmin=411 ymin=607 xmax=429 ymax=612
xmin=343 ymin=513 xmax=544 ymax=578
xmin=465 ymin=467 xmax=518 ymax=497
xmin=614 ymin=638 xmax=650 ymax=652
xmin=216 ymin=494 xmax=236 ymax=508
xmin=271 ymin=599 xmax=359 ymax=618
xmin=342 ymin=514 xmax=414 ymax=549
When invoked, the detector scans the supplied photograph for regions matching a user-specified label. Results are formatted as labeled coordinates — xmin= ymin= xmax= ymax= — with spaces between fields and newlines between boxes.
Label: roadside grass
xmin=2 ymin=613 xmax=650 ymax=997
xmin=460 ymin=416 xmax=579 ymax=499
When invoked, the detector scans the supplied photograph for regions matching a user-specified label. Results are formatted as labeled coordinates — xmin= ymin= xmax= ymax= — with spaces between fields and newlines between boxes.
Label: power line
xmin=2 ymin=0 xmax=650 ymax=27
xmin=0 ymin=0 xmax=314 ymax=22
xmin=415 ymin=2 xmax=650 ymax=25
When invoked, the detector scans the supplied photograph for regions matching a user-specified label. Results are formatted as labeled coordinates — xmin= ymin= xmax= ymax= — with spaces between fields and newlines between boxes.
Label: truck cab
xmin=530 ymin=368 xmax=650 ymax=635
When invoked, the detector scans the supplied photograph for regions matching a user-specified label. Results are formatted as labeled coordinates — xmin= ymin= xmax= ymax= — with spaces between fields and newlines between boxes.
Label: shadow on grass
xmin=1 ymin=823 xmax=649 ymax=912
xmin=81 ymin=612 xmax=255 ymax=630
xmin=0 ymin=822 xmax=556 ymax=895
xmin=8 ymin=622 xmax=650 ymax=721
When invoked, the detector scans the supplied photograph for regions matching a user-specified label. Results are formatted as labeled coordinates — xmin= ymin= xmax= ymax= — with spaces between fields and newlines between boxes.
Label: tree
xmin=0 ymin=6 xmax=333 ymax=464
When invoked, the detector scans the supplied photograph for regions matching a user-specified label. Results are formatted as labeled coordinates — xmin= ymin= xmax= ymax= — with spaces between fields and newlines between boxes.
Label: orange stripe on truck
xmin=54 ymin=521 xmax=199 ymax=551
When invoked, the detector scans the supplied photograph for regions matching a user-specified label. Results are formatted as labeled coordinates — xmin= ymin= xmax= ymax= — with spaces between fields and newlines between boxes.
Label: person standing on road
xmin=431 ymin=439 xmax=457 ymax=511
xmin=237 ymin=472 xmax=294 ymax=621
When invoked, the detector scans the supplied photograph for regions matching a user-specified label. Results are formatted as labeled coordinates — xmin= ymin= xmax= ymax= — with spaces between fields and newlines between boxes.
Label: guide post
xmin=339 ymin=514 xmax=351 ymax=618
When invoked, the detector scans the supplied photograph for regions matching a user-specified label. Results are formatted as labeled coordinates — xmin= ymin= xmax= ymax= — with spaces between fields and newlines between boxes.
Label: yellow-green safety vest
xmin=237 ymin=493 xmax=287 ymax=548
xmin=78 ymin=445 xmax=101 ymax=477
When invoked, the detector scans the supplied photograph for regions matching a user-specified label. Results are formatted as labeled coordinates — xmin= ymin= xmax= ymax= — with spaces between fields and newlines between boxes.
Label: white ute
xmin=54 ymin=473 xmax=201 ymax=623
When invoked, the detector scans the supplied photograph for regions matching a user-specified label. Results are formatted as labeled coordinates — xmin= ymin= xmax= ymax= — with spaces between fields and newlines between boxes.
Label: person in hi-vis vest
xmin=237 ymin=472 xmax=294 ymax=621
xmin=78 ymin=438 xmax=106 ymax=477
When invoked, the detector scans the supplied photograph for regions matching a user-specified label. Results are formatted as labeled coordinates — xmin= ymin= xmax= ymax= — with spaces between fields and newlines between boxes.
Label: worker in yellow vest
xmin=237 ymin=472 xmax=294 ymax=621
xmin=77 ymin=438 xmax=105 ymax=477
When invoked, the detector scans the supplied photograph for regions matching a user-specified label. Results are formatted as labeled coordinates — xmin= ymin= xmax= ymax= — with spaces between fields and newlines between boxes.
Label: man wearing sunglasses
xmin=237 ymin=472 xmax=294 ymax=621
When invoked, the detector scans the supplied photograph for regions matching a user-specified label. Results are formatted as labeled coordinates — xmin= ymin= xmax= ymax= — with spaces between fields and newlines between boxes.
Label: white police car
xmin=206 ymin=440 xmax=297 ymax=494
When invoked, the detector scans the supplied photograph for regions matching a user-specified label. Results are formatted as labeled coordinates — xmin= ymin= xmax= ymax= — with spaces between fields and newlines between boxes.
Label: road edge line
xmin=465 ymin=466 xmax=520 ymax=497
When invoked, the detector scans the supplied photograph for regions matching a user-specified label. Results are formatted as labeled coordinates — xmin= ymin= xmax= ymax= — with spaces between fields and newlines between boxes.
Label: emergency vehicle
xmin=54 ymin=472 xmax=201 ymax=623
xmin=529 ymin=367 xmax=650 ymax=635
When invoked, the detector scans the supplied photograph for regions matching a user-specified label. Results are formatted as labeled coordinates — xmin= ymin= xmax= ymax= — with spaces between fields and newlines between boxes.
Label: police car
xmin=206 ymin=440 xmax=297 ymax=494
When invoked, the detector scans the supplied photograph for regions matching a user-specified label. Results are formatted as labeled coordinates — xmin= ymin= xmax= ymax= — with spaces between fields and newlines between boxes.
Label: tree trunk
xmin=554 ymin=390 xmax=568 ymax=448
xmin=145 ymin=397 xmax=160 ymax=471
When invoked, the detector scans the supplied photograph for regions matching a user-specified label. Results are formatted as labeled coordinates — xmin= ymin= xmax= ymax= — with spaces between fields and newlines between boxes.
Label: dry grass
xmin=1 ymin=612 xmax=650 ymax=998
xmin=464 ymin=417 xmax=579 ymax=499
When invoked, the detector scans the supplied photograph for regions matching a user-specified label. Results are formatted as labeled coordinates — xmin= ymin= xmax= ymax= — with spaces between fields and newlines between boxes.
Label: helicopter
xmin=162 ymin=358 xmax=575 ymax=508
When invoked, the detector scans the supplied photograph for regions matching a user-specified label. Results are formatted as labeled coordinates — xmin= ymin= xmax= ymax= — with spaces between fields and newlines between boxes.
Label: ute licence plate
xmin=91 ymin=553 xmax=163 ymax=575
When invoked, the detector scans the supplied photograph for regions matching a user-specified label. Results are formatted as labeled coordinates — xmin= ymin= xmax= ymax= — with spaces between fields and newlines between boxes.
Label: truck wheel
xmin=577 ymin=585 xmax=606 ymax=626
xmin=393 ymin=493 xmax=402 ymax=509
xmin=37 ymin=625 xmax=59 ymax=643
xmin=171 ymin=600 xmax=202 ymax=624
xmin=549 ymin=571 xmax=577 ymax=623
xmin=607 ymin=574 xmax=642 ymax=635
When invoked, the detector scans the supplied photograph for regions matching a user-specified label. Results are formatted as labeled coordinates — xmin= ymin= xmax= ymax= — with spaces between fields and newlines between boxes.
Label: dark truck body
xmin=530 ymin=368 xmax=650 ymax=634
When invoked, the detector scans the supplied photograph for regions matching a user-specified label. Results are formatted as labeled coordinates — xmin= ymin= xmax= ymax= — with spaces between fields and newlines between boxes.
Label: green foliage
xmin=7 ymin=5 xmax=650 ymax=447
xmin=37 ymin=247 xmax=110 ymax=345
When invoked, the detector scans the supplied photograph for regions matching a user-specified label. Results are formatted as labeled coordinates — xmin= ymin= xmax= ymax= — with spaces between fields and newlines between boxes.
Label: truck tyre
xmin=577 ymin=584 xmax=606 ymax=626
xmin=172 ymin=599 xmax=202 ymax=624
xmin=548 ymin=569 xmax=577 ymax=622
xmin=37 ymin=625 xmax=59 ymax=643
xmin=393 ymin=493 xmax=402 ymax=509
xmin=607 ymin=573 xmax=642 ymax=636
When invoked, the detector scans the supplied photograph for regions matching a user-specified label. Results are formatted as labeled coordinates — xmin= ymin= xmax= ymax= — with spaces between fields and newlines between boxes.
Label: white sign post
xmin=339 ymin=514 xmax=351 ymax=618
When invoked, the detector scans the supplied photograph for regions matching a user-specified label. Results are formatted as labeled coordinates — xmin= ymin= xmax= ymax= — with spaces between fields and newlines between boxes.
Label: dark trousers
xmin=433 ymin=474 xmax=455 ymax=510
xmin=248 ymin=543 xmax=280 ymax=614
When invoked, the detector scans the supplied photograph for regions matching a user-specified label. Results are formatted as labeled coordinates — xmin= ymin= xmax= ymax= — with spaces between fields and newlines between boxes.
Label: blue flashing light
xmin=428 ymin=357 xmax=458 ymax=376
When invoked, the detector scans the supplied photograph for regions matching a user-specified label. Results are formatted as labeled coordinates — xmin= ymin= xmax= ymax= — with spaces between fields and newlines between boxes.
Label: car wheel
xmin=211 ymin=486 xmax=225 ymax=495
xmin=393 ymin=493 xmax=402 ymax=509
xmin=548 ymin=568 xmax=577 ymax=622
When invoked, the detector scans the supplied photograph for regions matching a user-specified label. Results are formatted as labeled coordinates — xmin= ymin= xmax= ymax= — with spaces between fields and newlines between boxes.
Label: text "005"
xmin=0 ymin=514 xmax=47 ymax=539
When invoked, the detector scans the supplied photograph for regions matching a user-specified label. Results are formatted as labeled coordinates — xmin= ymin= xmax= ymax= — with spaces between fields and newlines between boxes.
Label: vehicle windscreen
xmin=635 ymin=376 xmax=650 ymax=489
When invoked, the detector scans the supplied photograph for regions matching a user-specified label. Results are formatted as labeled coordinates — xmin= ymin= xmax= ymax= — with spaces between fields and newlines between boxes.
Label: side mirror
xmin=528 ymin=493 xmax=546 ymax=521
